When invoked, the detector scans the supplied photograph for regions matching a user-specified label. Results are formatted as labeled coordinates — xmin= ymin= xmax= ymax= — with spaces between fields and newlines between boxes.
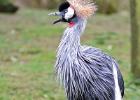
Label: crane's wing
xmin=113 ymin=60 xmax=125 ymax=97
xmin=81 ymin=45 xmax=124 ymax=98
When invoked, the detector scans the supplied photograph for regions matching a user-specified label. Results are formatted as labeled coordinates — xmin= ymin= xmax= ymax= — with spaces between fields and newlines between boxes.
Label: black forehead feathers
xmin=59 ymin=2 xmax=70 ymax=12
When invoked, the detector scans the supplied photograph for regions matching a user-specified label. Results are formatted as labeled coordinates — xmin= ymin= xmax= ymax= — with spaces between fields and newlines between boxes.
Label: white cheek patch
xmin=65 ymin=7 xmax=74 ymax=20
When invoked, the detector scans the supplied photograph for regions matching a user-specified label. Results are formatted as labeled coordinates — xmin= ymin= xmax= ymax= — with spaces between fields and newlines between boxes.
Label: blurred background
xmin=0 ymin=0 xmax=140 ymax=100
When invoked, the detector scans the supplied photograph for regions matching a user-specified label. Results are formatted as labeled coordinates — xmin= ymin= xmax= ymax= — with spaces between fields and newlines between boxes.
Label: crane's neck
xmin=56 ymin=18 xmax=87 ymax=63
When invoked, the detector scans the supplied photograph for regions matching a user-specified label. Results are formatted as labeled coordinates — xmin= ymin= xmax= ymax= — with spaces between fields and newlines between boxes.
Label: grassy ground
xmin=0 ymin=9 xmax=140 ymax=100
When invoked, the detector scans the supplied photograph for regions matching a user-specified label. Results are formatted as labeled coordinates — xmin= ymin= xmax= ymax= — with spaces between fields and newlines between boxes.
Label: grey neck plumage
xmin=56 ymin=18 xmax=87 ymax=68
xmin=55 ymin=18 xmax=87 ymax=83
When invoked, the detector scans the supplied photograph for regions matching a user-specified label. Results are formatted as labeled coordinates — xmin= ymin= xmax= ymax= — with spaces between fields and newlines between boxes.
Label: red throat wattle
xmin=68 ymin=22 xmax=75 ymax=27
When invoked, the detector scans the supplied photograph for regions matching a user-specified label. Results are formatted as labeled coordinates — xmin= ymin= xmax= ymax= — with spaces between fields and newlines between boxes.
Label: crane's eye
xmin=64 ymin=10 xmax=68 ymax=13
xmin=64 ymin=7 xmax=75 ymax=20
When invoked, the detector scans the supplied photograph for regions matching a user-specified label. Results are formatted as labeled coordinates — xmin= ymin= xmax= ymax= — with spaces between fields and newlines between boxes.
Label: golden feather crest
xmin=67 ymin=0 xmax=97 ymax=18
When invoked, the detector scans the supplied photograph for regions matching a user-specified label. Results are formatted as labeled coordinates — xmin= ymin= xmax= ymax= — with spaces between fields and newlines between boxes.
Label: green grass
xmin=0 ymin=8 xmax=140 ymax=100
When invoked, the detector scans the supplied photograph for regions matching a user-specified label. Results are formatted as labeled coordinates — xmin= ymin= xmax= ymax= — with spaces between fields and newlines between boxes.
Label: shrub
xmin=0 ymin=0 xmax=18 ymax=13
xmin=96 ymin=0 xmax=119 ymax=14
xmin=0 ymin=0 xmax=10 ymax=5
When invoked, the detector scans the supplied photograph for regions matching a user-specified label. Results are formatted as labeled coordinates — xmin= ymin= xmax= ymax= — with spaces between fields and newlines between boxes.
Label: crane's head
xmin=48 ymin=1 xmax=76 ymax=26
xmin=48 ymin=0 xmax=97 ymax=26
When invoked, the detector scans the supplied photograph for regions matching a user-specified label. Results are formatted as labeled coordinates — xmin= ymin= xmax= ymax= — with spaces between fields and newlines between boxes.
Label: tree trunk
xmin=130 ymin=0 xmax=140 ymax=79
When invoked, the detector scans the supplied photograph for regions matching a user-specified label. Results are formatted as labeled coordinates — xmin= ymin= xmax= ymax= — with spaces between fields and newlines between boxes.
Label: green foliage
xmin=0 ymin=0 xmax=10 ymax=5
xmin=0 ymin=0 xmax=18 ymax=14
xmin=46 ymin=0 xmax=60 ymax=9
xmin=96 ymin=0 xmax=118 ymax=14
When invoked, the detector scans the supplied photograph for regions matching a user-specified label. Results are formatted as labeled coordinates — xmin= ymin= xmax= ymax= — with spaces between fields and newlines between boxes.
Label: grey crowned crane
xmin=49 ymin=0 xmax=124 ymax=100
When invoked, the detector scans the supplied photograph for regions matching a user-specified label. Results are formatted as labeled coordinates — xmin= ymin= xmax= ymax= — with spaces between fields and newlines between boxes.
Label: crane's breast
xmin=56 ymin=45 xmax=117 ymax=100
